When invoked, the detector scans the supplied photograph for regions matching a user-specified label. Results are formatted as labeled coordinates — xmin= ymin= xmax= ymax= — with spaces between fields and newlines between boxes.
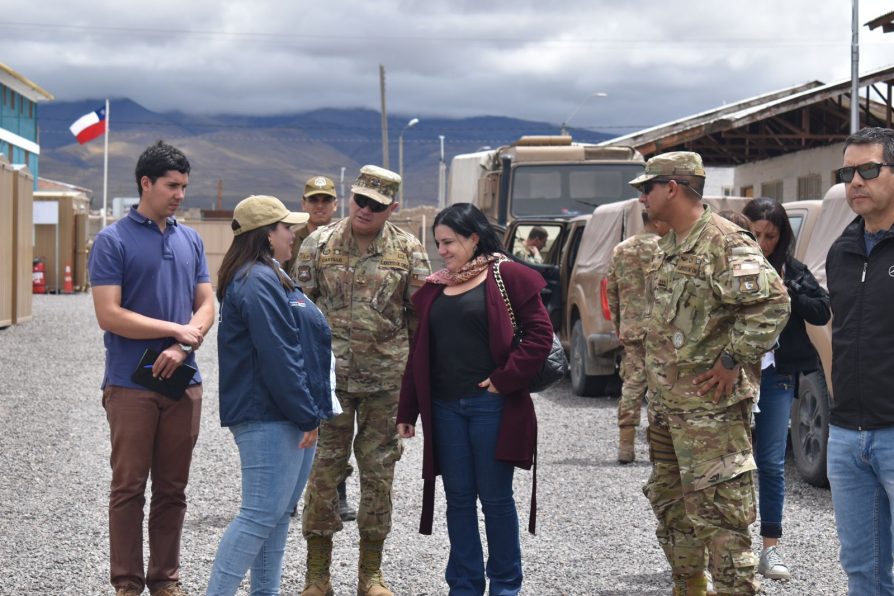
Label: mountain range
xmin=37 ymin=99 xmax=612 ymax=211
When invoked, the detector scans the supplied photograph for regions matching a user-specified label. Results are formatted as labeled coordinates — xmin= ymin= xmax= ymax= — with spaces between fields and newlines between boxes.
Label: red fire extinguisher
xmin=32 ymin=258 xmax=47 ymax=294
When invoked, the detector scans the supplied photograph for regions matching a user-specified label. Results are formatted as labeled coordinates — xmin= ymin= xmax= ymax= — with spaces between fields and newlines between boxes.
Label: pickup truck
xmin=504 ymin=196 xmax=751 ymax=396
xmin=783 ymin=183 xmax=854 ymax=487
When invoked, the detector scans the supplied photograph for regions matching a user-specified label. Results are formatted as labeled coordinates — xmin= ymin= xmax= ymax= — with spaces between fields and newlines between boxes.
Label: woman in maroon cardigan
xmin=397 ymin=203 xmax=553 ymax=596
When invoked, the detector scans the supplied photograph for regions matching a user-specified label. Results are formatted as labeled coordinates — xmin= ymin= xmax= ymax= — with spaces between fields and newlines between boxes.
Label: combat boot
xmin=338 ymin=479 xmax=357 ymax=522
xmin=358 ymin=538 xmax=393 ymax=596
xmin=301 ymin=535 xmax=334 ymax=596
xmin=618 ymin=426 xmax=636 ymax=464
xmin=671 ymin=573 xmax=709 ymax=596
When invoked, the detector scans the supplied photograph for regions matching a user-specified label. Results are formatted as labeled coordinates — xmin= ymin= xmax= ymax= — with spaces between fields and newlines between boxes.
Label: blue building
xmin=0 ymin=63 xmax=53 ymax=188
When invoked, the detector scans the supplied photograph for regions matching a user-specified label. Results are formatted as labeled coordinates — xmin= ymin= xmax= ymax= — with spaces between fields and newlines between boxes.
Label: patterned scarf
xmin=426 ymin=253 xmax=503 ymax=286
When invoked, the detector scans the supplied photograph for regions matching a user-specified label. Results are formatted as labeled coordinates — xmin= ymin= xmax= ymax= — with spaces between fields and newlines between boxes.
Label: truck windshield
xmin=511 ymin=163 xmax=645 ymax=218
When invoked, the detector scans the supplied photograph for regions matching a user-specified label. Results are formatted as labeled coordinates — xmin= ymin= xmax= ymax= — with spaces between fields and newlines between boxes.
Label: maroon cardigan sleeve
xmin=487 ymin=261 xmax=554 ymax=394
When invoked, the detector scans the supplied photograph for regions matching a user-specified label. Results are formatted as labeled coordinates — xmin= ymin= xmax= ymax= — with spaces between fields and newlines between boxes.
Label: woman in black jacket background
xmin=742 ymin=197 xmax=831 ymax=582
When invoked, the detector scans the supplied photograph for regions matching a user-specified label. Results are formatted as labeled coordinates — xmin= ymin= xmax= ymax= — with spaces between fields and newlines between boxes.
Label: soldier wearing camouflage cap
xmin=633 ymin=151 xmax=790 ymax=595
xmin=283 ymin=175 xmax=340 ymax=274
xmin=293 ymin=165 xmax=431 ymax=596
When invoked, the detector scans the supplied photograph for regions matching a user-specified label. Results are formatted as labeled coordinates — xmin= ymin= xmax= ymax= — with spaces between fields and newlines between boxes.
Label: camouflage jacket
xmin=607 ymin=232 xmax=661 ymax=342
xmin=643 ymin=207 xmax=790 ymax=410
xmin=292 ymin=218 xmax=431 ymax=393
xmin=283 ymin=223 xmax=315 ymax=276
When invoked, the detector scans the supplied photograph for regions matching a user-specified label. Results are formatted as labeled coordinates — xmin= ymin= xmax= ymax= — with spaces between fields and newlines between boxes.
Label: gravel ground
xmin=0 ymin=293 xmax=847 ymax=595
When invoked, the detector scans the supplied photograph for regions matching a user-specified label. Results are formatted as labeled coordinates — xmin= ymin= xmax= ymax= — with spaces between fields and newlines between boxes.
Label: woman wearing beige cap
xmin=207 ymin=195 xmax=335 ymax=595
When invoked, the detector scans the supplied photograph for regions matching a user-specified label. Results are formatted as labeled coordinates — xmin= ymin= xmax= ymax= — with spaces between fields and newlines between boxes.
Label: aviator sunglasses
xmin=836 ymin=162 xmax=894 ymax=183
xmin=353 ymin=194 xmax=389 ymax=213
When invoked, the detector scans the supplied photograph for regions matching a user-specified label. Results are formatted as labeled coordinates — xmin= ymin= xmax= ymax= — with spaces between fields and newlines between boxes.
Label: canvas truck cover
xmin=573 ymin=198 xmax=643 ymax=279
xmin=803 ymin=183 xmax=855 ymax=290
xmin=446 ymin=149 xmax=498 ymax=206
xmin=573 ymin=195 xmax=753 ymax=279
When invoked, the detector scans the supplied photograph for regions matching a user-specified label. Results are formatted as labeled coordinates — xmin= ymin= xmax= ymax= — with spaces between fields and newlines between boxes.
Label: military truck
xmin=447 ymin=135 xmax=646 ymax=226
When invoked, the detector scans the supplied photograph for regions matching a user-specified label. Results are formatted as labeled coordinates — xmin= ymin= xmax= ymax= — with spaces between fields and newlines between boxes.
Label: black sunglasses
xmin=836 ymin=162 xmax=894 ymax=183
xmin=642 ymin=179 xmax=672 ymax=194
xmin=353 ymin=194 xmax=389 ymax=213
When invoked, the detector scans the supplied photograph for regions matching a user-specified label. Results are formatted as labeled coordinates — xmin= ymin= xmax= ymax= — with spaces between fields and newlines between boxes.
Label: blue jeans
xmin=433 ymin=392 xmax=522 ymax=596
xmin=207 ymin=421 xmax=316 ymax=595
xmin=753 ymin=365 xmax=794 ymax=538
xmin=828 ymin=424 xmax=894 ymax=596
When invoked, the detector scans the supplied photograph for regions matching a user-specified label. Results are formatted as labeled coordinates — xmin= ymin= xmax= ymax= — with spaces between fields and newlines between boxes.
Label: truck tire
xmin=570 ymin=320 xmax=616 ymax=397
xmin=790 ymin=370 xmax=831 ymax=488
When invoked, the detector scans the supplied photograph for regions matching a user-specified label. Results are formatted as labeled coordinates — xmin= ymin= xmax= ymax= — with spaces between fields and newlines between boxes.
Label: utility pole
xmin=851 ymin=0 xmax=860 ymax=133
xmin=438 ymin=135 xmax=447 ymax=210
xmin=216 ymin=179 xmax=223 ymax=210
xmin=380 ymin=65 xmax=390 ymax=169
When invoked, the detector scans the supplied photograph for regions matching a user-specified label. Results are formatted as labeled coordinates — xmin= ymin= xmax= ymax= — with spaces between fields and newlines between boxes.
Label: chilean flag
xmin=69 ymin=106 xmax=107 ymax=144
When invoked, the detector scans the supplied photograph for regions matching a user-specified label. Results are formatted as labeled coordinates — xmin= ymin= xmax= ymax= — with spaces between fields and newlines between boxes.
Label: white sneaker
xmin=758 ymin=545 xmax=791 ymax=581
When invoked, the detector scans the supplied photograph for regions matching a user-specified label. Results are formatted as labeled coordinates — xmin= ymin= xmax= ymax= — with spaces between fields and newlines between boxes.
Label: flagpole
xmin=102 ymin=98 xmax=109 ymax=229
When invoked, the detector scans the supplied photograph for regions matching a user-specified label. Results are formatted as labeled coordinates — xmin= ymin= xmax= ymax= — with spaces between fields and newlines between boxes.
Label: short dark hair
xmin=742 ymin=197 xmax=793 ymax=272
xmin=717 ymin=209 xmax=752 ymax=231
xmin=135 ymin=140 xmax=191 ymax=197
xmin=432 ymin=203 xmax=507 ymax=259
xmin=843 ymin=127 xmax=894 ymax=163
xmin=528 ymin=226 xmax=548 ymax=241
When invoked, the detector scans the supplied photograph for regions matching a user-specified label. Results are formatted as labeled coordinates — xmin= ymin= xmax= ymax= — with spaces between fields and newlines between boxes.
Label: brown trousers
xmin=103 ymin=385 xmax=202 ymax=591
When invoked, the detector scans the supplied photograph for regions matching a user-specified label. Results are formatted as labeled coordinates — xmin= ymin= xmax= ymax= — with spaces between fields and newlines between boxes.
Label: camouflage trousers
xmin=302 ymin=388 xmax=403 ymax=541
xmin=643 ymin=398 xmax=759 ymax=595
xmin=618 ymin=340 xmax=646 ymax=427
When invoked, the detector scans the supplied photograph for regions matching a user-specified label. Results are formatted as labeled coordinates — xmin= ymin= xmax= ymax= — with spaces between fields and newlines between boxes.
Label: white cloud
xmin=3 ymin=0 xmax=894 ymax=130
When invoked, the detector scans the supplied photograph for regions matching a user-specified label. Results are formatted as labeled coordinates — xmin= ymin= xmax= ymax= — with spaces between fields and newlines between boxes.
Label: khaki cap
xmin=629 ymin=151 xmax=706 ymax=190
xmin=351 ymin=164 xmax=401 ymax=205
xmin=232 ymin=195 xmax=309 ymax=236
xmin=302 ymin=175 xmax=337 ymax=199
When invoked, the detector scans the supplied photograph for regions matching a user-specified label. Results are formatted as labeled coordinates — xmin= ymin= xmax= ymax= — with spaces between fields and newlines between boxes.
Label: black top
xmin=429 ymin=283 xmax=496 ymax=400
xmin=774 ymin=255 xmax=831 ymax=375
xmin=827 ymin=216 xmax=894 ymax=430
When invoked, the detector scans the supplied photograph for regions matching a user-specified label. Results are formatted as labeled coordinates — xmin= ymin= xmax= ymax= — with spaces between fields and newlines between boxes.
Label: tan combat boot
xmin=301 ymin=535 xmax=334 ymax=596
xmin=618 ymin=426 xmax=636 ymax=464
xmin=672 ymin=573 xmax=709 ymax=596
xmin=358 ymin=538 xmax=393 ymax=596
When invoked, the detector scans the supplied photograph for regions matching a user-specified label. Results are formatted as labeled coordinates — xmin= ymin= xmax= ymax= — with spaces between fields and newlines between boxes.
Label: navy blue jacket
xmin=218 ymin=262 xmax=333 ymax=430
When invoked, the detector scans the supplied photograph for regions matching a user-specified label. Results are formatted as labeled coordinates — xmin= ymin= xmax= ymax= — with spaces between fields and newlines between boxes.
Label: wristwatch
xmin=178 ymin=343 xmax=194 ymax=354
xmin=719 ymin=351 xmax=737 ymax=370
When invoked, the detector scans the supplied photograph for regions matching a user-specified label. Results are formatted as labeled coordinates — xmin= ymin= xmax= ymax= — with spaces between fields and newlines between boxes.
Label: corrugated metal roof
xmin=599 ymin=64 xmax=894 ymax=157
xmin=0 ymin=62 xmax=54 ymax=102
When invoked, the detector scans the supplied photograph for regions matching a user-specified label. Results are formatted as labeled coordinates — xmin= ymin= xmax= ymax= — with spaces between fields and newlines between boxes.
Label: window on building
xmin=797 ymin=174 xmax=822 ymax=199
xmin=740 ymin=185 xmax=754 ymax=197
xmin=761 ymin=180 xmax=783 ymax=200
xmin=28 ymin=100 xmax=33 ymax=119
xmin=1 ymin=86 xmax=5 ymax=107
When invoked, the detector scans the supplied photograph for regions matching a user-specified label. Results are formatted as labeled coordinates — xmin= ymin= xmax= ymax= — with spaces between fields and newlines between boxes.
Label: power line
xmin=1 ymin=20 xmax=884 ymax=48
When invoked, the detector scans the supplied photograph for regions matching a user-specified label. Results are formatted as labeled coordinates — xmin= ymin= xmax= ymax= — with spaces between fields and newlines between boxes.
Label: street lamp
xmin=560 ymin=92 xmax=607 ymax=136
xmin=399 ymin=117 xmax=419 ymax=207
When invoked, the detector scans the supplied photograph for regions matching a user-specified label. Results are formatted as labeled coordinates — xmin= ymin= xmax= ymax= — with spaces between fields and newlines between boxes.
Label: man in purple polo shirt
xmin=89 ymin=141 xmax=215 ymax=596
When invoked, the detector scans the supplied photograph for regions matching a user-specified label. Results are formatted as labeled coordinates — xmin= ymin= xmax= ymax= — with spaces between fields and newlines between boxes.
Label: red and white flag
xmin=69 ymin=106 xmax=107 ymax=144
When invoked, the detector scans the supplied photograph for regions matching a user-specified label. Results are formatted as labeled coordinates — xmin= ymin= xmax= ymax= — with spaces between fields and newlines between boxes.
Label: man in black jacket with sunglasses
xmin=826 ymin=126 xmax=894 ymax=595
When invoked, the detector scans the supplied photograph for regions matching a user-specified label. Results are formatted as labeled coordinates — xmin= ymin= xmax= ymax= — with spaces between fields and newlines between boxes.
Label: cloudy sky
xmin=4 ymin=1 xmax=894 ymax=134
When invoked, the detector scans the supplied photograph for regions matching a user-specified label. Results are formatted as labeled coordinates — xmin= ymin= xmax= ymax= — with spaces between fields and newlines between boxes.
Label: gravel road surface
xmin=0 ymin=294 xmax=846 ymax=595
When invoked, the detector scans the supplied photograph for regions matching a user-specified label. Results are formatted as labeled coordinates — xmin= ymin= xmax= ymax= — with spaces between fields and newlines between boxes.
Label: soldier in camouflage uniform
xmin=631 ymin=152 xmax=790 ymax=596
xmin=293 ymin=165 xmax=431 ymax=596
xmin=284 ymin=174 xmax=358 ymax=523
xmin=606 ymin=211 xmax=669 ymax=464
